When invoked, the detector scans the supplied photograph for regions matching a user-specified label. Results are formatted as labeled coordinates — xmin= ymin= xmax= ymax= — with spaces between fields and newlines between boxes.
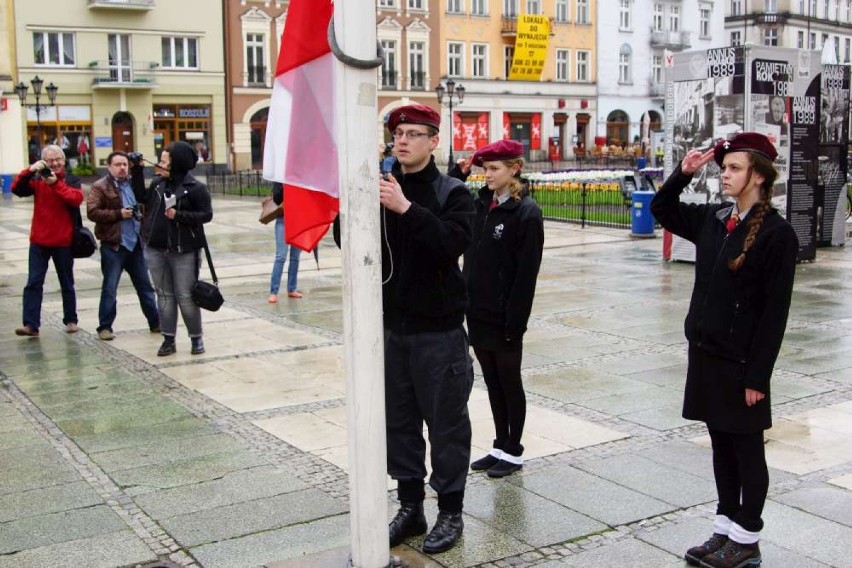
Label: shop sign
xmin=178 ymin=107 xmax=210 ymax=118
xmin=95 ymin=136 xmax=113 ymax=148
xmin=155 ymin=107 xmax=175 ymax=118
xmin=58 ymin=105 xmax=91 ymax=121
xmin=27 ymin=106 xmax=57 ymax=122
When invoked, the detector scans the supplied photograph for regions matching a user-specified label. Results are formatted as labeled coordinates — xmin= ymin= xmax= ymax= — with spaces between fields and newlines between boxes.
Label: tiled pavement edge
xmin=1 ymin=193 xmax=851 ymax=568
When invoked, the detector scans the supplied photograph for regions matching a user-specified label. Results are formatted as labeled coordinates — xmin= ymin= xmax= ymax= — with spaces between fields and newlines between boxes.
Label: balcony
xmin=245 ymin=66 xmax=267 ymax=87
xmin=409 ymin=71 xmax=426 ymax=91
xmin=502 ymin=16 xmax=518 ymax=36
xmin=650 ymin=30 xmax=692 ymax=49
xmin=89 ymin=60 xmax=158 ymax=89
xmin=88 ymin=0 xmax=154 ymax=9
xmin=755 ymin=12 xmax=787 ymax=25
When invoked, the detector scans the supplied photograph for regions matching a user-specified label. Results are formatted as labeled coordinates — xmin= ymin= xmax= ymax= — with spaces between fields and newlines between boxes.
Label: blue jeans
xmin=98 ymin=242 xmax=159 ymax=332
xmin=269 ymin=216 xmax=301 ymax=294
xmin=144 ymin=247 xmax=202 ymax=338
xmin=23 ymin=243 xmax=77 ymax=331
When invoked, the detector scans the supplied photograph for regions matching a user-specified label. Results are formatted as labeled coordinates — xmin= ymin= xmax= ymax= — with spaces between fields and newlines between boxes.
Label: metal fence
xmin=206 ymin=170 xmax=273 ymax=197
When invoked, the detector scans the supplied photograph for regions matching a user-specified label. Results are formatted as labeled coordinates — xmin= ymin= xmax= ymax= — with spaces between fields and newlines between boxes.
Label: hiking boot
xmin=15 ymin=325 xmax=39 ymax=337
xmin=191 ymin=337 xmax=205 ymax=355
xmin=685 ymin=533 xmax=728 ymax=566
xmin=157 ymin=337 xmax=176 ymax=357
xmin=388 ymin=501 xmax=427 ymax=548
xmin=486 ymin=458 xmax=523 ymax=478
xmin=422 ymin=511 xmax=463 ymax=554
xmin=470 ymin=452 xmax=501 ymax=471
xmin=700 ymin=540 xmax=761 ymax=568
xmin=98 ymin=329 xmax=115 ymax=341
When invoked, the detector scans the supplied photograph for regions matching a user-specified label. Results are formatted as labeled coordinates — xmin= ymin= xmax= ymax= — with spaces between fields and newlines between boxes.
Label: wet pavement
xmin=1 ymin=192 xmax=852 ymax=568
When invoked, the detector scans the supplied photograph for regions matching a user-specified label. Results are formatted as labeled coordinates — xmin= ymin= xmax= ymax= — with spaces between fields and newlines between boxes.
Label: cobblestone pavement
xmin=1 ymin=192 xmax=852 ymax=568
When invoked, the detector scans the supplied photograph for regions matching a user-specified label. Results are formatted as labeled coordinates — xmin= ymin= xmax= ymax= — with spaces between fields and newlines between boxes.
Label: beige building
xmin=10 ymin=0 xmax=225 ymax=172
xmin=0 ymin=0 xmax=25 ymax=178
xmin=377 ymin=0 xmax=597 ymax=164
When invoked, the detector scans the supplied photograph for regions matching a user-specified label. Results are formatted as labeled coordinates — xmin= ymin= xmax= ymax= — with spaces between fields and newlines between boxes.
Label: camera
xmin=127 ymin=152 xmax=144 ymax=165
xmin=129 ymin=204 xmax=142 ymax=221
xmin=164 ymin=191 xmax=177 ymax=210
xmin=39 ymin=166 xmax=53 ymax=178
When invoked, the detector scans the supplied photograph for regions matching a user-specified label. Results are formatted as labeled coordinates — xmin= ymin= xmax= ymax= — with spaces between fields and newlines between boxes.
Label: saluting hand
xmin=681 ymin=148 xmax=715 ymax=175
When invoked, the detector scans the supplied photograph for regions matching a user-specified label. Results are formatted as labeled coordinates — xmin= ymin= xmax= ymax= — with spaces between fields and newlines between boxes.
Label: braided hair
xmin=727 ymin=152 xmax=778 ymax=272
xmin=502 ymin=157 xmax=526 ymax=201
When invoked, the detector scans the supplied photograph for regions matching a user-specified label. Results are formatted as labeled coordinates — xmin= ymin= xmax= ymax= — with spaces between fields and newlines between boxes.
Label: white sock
xmin=499 ymin=452 xmax=524 ymax=465
xmin=713 ymin=514 xmax=733 ymax=536
xmin=487 ymin=448 xmax=503 ymax=459
xmin=728 ymin=522 xmax=760 ymax=545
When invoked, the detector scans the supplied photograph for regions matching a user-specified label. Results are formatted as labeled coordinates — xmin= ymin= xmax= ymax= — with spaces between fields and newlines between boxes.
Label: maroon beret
xmin=713 ymin=132 xmax=778 ymax=167
xmin=387 ymin=104 xmax=441 ymax=132
xmin=472 ymin=139 xmax=524 ymax=167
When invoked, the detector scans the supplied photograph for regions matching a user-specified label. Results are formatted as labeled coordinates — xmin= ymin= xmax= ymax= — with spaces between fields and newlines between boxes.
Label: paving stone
xmin=0 ymin=505 xmax=127 ymax=554
xmin=135 ymin=466 xmax=308 ymax=520
xmin=0 ymin=481 xmax=102 ymax=523
xmin=0 ymin=444 xmax=81 ymax=496
xmin=92 ymin=432 xmax=249 ymax=473
xmin=561 ymin=537 xmax=682 ymax=567
xmin=0 ymin=530 xmax=155 ymax=568
xmin=761 ymin=500 xmax=852 ymax=567
xmin=72 ymin=416 xmax=215 ymax=453
xmin=162 ymin=487 xmax=347 ymax=547
xmin=56 ymin=402 xmax=194 ymax=437
xmin=774 ymin=484 xmax=852 ymax=528
xmin=110 ymin=449 xmax=269 ymax=491
xmin=511 ymin=466 xmax=674 ymax=526
xmin=0 ymin=426 xmax=49 ymax=451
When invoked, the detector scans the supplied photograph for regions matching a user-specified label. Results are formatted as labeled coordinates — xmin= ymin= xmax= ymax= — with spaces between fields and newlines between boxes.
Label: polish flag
xmin=263 ymin=0 xmax=338 ymax=252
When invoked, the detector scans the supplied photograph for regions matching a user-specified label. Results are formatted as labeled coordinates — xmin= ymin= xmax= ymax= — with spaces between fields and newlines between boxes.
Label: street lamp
xmin=435 ymin=78 xmax=465 ymax=170
xmin=15 ymin=76 xmax=59 ymax=153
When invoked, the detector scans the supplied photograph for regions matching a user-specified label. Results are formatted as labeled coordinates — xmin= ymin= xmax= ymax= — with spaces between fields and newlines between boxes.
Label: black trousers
xmin=385 ymin=327 xmax=473 ymax=504
xmin=473 ymin=346 xmax=525 ymax=456
xmin=708 ymin=428 xmax=768 ymax=533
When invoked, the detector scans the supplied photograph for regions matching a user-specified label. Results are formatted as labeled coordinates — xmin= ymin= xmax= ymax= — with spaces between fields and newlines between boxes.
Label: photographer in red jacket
xmin=11 ymin=144 xmax=84 ymax=337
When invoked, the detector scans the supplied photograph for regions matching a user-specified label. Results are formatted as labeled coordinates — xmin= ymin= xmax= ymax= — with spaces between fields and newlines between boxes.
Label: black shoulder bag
xmin=192 ymin=228 xmax=225 ymax=311
xmin=70 ymin=206 xmax=97 ymax=258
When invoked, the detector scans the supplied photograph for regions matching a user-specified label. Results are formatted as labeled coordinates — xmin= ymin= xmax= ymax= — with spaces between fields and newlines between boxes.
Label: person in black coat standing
xmin=461 ymin=140 xmax=543 ymax=478
xmin=650 ymin=133 xmax=798 ymax=568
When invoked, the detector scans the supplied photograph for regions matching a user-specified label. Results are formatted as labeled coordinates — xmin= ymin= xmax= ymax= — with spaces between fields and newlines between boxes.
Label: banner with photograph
xmin=817 ymin=64 xmax=849 ymax=246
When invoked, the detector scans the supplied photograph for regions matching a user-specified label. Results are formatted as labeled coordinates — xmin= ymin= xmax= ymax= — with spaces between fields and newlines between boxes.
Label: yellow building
xmin=10 ymin=0 xmax=225 ymax=172
xmin=376 ymin=0 xmax=596 ymax=164
xmin=0 ymin=0 xmax=25 ymax=178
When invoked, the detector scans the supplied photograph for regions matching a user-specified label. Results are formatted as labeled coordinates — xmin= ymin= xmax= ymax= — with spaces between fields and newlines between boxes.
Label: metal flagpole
xmin=333 ymin=1 xmax=389 ymax=566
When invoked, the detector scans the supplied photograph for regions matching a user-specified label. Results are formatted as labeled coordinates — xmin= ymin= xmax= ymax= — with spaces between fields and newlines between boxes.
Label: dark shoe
xmin=15 ymin=325 xmax=39 ymax=337
xmin=686 ymin=534 xmax=728 ymax=566
xmin=149 ymin=326 xmax=160 ymax=334
xmin=157 ymin=337 xmax=176 ymax=357
xmin=422 ymin=511 xmax=463 ymax=554
xmin=700 ymin=540 xmax=761 ymax=568
xmin=486 ymin=459 xmax=523 ymax=478
xmin=191 ymin=337 xmax=205 ymax=355
xmin=388 ymin=501 xmax=427 ymax=548
xmin=470 ymin=453 xmax=501 ymax=471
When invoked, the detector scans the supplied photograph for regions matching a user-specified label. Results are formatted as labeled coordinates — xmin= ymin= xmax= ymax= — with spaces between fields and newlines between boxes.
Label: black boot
xmin=422 ymin=511 xmax=463 ymax=554
xmin=191 ymin=337 xmax=205 ymax=355
xmin=388 ymin=501 xmax=427 ymax=548
xmin=685 ymin=533 xmax=727 ymax=566
xmin=470 ymin=453 xmax=501 ymax=471
xmin=157 ymin=336 xmax=176 ymax=357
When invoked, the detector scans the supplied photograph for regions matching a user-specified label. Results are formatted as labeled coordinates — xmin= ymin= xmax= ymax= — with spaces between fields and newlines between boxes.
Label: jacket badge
xmin=492 ymin=223 xmax=504 ymax=240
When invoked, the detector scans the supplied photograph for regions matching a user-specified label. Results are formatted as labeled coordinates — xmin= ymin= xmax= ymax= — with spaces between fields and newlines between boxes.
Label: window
xmin=556 ymin=49 xmax=570 ymax=81
xmin=835 ymin=35 xmax=840 ymax=61
xmin=245 ymin=33 xmax=265 ymax=85
xmin=504 ymin=45 xmax=514 ymax=78
xmin=653 ymin=4 xmax=664 ymax=32
xmin=619 ymin=0 xmax=631 ymax=29
xmin=846 ymin=0 xmax=851 ymax=21
xmin=526 ymin=0 xmax=541 ymax=14
xmin=700 ymin=5 xmax=711 ymax=37
xmin=472 ymin=0 xmax=487 ymax=15
xmin=378 ymin=0 xmax=395 ymax=6
xmin=618 ymin=44 xmax=632 ymax=83
xmin=764 ymin=28 xmax=778 ymax=46
xmin=408 ymin=0 xmax=424 ymax=9
xmin=381 ymin=40 xmax=396 ymax=88
xmin=823 ymin=0 xmax=829 ymax=17
xmin=447 ymin=0 xmax=462 ymax=13
xmin=652 ymin=54 xmax=663 ymax=83
xmin=669 ymin=5 xmax=679 ymax=31
xmin=556 ymin=0 xmax=569 ymax=21
xmin=810 ymin=32 xmax=816 ymax=49
xmin=108 ymin=34 xmax=131 ymax=82
xmin=410 ymin=41 xmax=425 ymax=89
xmin=765 ymin=0 xmax=777 ymax=12
xmin=448 ymin=42 xmax=464 ymax=77
xmin=798 ymin=31 xmax=805 ymax=48
xmin=504 ymin=0 xmax=518 ymax=16
xmin=822 ymin=32 xmax=829 ymax=47
xmin=162 ymin=36 xmax=198 ymax=69
xmin=846 ymin=37 xmax=851 ymax=62
xmin=576 ymin=50 xmax=589 ymax=82
xmin=33 ymin=31 xmax=75 ymax=66
xmin=577 ymin=0 xmax=589 ymax=23
xmin=472 ymin=44 xmax=487 ymax=78
xmin=731 ymin=31 xmax=741 ymax=46
xmin=731 ymin=0 xmax=742 ymax=15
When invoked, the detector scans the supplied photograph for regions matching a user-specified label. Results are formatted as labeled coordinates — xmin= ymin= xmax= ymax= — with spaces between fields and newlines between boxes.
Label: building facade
xmin=11 ymin=0 xmax=225 ymax=172
xmin=0 ymin=0 xmax=25 ymax=176
xmin=596 ymin=0 xmax=725 ymax=149
xmin=726 ymin=0 xmax=852 ymax=62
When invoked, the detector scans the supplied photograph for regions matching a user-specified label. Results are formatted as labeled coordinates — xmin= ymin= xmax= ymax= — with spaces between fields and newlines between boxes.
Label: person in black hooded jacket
xmin=460 ymin=140 xmax=543 ymax=479
xmin=131 ymin=141 xmax=212 ymax=356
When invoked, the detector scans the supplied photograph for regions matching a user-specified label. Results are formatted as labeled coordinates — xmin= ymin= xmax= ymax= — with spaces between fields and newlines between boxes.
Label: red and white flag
xmin=263 ymin=0 xmax=338 ymax=252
